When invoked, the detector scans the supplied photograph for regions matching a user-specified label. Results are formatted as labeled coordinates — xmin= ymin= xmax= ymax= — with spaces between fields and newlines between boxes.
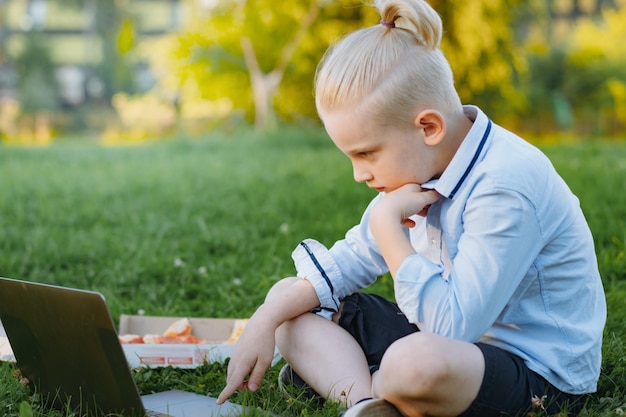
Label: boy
xmin=217 ymin=0 xmax=606 ymax=415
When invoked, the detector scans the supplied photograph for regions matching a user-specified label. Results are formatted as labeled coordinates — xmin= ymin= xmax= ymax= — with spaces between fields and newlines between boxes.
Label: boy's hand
xmin=216 ymin=277 xmax=320 ymax=405
xmin=216 ymin=314 xmax=277 ymax=404
xmin=374 ymin=184 xmax=440 ymax=225
xmin=369 ymin=184 xmax=440 ymax=276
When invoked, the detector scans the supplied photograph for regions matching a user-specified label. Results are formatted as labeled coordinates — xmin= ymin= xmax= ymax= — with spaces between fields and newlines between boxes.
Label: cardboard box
xmin=1 ymin=316 xmax=281 ymax=368
xmin=119 ymin=315 xmax=281 ymax=369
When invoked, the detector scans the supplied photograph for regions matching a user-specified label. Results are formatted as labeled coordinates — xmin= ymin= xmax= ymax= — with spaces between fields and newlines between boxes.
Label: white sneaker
xmin=342 ymin=398 xmax=403 ymax=417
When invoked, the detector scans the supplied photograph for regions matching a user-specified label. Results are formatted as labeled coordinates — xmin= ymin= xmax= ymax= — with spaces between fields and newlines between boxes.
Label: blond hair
xmin=315 ymin=0 xmax=462 ymax=126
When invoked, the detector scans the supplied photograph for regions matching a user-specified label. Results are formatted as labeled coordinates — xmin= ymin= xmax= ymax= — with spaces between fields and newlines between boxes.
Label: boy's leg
xmin=373 ymin=332 xmax=484 ymax=416
xmin=278 ymin=292 xmax=585 ymax=416
xmin=373 ymin=334 xmax=586 ymax=417
xmin=275 ymin=292 xmax=421 ymax=407
xmin=275 ymin=311 xmax=373 ymax=406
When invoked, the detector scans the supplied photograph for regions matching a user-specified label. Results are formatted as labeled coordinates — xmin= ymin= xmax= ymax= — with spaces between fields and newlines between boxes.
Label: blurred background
xmin=0 ymin=0 xmax=625 ymax=145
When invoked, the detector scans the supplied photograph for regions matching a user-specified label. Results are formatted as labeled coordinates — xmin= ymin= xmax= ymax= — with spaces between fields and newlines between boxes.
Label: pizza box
xmin=119 ymin=315 xmax=281 ymax=369
xmin=1 ymin=315 xmax=280 ymax=368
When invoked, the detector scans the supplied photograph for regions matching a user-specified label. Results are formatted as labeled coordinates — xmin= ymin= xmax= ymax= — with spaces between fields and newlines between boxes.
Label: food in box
xmin=118 ymin=315 xmax=257 ymax=368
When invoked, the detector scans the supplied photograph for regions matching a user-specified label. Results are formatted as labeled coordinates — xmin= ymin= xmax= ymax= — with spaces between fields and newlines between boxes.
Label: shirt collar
xmin=421 ymin=106 xmax=492 ymax=199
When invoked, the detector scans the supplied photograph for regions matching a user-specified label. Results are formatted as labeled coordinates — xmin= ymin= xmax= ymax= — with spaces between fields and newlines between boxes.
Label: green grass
xmin=0 ymin=130 xmax=625 ymax=416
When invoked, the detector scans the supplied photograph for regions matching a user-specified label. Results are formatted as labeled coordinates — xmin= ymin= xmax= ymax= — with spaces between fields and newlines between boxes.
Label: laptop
xmin=0 ymin=277 xmax=244 ymax=417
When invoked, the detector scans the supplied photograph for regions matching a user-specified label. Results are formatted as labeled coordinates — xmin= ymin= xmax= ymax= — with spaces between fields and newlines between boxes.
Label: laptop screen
xmin=0 ymin=277 xmax=146 ymax=416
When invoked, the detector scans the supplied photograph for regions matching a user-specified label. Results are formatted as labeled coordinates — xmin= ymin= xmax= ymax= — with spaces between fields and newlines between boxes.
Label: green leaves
xmin=18 ymin=402 xmax=33 ymax=417
xmin=117 ymin=19 xmax=136 ymax=55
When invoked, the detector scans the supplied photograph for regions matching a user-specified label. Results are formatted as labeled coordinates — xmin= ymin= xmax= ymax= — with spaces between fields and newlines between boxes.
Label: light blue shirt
xmin=292 ymin=106 xmax=606 ymax=395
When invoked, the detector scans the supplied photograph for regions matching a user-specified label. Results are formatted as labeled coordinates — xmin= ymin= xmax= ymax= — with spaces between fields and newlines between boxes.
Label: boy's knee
xmin=266 ymin=276 xmax=300 ymax=300
xmin=373 ymin=332 xmax=451 ymax=399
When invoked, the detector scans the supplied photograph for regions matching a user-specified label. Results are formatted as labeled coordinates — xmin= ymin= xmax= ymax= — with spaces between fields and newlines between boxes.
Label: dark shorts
xmin=337 ymin=292 xmax=587 ymax=417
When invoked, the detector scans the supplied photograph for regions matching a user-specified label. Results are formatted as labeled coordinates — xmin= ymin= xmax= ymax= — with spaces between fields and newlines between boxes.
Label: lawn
xmin=0 ymin=129 xmax=625 ymax=416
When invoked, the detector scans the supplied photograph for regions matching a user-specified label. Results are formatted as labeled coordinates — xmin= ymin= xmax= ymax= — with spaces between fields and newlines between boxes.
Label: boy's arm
xmin=369 ymin=184 xmax=440 ymax=276
xmin=217 ymin=277 xmax=319 ymax=404
xmin=373 ymin=183 xmax=544 ymax=342
xmin=291 ymin=193 xmax=391 ymax=318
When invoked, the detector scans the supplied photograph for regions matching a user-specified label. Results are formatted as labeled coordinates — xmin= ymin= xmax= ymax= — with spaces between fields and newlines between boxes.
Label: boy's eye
xmin=359 ymin=151 xmax=372 ymax=158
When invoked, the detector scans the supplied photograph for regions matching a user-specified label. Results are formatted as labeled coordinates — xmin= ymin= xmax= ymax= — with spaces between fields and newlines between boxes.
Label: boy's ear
xmin=414 ymin=110 xmax=446 ymax=146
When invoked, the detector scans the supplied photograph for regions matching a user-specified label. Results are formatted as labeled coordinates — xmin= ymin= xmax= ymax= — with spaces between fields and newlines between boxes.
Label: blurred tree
xmin=90 ymin=0 xmax=137 ymax=99
xmin=239 ymin=0 xmax=319 ymax=131
xmin=57 ymin=0 xmax=137 ymax=100
xmin=137 ymin=0 xmax=626 ymax=137
xmin=432 ymin=0 xmax=529 ymax=120
xmin=520 ymin=0 xmax=626 ymax=136
xmin=12 ymin=31 xmax=58 ymax=144
xmin=565 ymin=2 xmax=626 ymax=135
xmin=15 ymin=35 xmax=57 ymax=114
xmin=161 ymin=0 xmax=528 ymax=132
xmin=170 ymin=0 xmax=317 ymax=132
xmin=159 ymin=0 xmax=376 ymax=133
xmin=0 ymin=0 xmax=6 ymax=66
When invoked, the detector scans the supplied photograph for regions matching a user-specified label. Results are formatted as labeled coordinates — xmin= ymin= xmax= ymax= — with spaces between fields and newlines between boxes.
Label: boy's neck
xmin=437 ymin=111 xmax=474 ymax=176
xmin=449 ymin=110 xmax=474 ymax=144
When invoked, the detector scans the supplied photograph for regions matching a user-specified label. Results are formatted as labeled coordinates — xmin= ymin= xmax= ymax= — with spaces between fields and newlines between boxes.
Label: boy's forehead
xmin=322 ymin=109 xmax=373 ymax=136
xmin=322 ymin=111 xmax=380 ymax=148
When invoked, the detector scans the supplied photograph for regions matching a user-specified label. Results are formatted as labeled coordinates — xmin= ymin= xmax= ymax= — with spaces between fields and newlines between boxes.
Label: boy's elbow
xmin=264 ymin=277 xmax=300 ymax=302
xmin=264 ymin=276 xmax=320 ymax=309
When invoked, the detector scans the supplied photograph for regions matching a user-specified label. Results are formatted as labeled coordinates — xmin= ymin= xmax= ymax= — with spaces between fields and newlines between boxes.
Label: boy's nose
xmin=353 ymin=165 xmax=373 ymax=183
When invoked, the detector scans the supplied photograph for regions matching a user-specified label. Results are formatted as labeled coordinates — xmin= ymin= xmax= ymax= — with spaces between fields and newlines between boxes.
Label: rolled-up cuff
xmin=292 ymin=239 xmax=343 ymax=318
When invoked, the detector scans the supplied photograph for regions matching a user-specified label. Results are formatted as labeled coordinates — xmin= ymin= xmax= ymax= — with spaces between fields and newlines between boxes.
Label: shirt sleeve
xmin=291 ymin=194 xmax=389 ymax=319
xmin=394 ymin=185 xmax=544 ymax=342
xmin=291 ymin=239 xmax=343 ymax=319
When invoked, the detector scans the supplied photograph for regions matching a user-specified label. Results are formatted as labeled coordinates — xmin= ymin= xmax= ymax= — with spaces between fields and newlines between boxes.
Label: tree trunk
xmin=240 ymin=1 xmax=319 ymax=132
